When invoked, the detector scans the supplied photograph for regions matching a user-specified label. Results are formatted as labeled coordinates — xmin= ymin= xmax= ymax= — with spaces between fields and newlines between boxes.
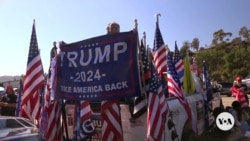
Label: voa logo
xmin=216 ymin=112 xmax=235 ymax=131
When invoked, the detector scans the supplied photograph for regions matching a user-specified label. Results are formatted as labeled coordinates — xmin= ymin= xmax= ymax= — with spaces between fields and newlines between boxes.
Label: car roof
xmin=0 ymin=116 xmax=42 ymax=140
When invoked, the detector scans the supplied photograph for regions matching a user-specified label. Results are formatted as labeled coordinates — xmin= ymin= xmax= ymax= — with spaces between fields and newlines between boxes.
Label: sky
xmin=0 ymin=0 xmax=249 ymax=76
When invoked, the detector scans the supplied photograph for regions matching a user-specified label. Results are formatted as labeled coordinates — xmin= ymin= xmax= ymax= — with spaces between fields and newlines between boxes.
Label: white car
xmin=0 ymin=116 xmax=44 ymax=141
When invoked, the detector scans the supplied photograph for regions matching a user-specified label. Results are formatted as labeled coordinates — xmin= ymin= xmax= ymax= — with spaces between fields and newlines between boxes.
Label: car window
xmin=0 ymin=119 xmax=7 ymax=129
xmin=17 ymin=119 xmax=35 ymax=127
xmin=6 ymin=119 xmax=23 ymax=128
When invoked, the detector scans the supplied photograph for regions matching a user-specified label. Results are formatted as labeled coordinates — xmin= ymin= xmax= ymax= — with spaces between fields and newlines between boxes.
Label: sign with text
xmin=55 ymin=31 xmax=141 ymax=101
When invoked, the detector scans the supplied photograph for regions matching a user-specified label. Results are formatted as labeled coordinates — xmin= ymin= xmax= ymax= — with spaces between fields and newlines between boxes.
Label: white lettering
xmin=67 ymin=52 xmax=78 ymax=67
xmin=94 ymin=45 xmax=110 ymax=64
xmin=105 ymin=81 xmax=128 ymax=91
xmin=60 ymin=42 xmax=127 ymax=67
xmin=60 ymin=86 xmax=72 ymax=93
xmin=114 ymin=42 xmax=127 ymax=61
xmin=73 ymin=85 xmax=103 ymax=93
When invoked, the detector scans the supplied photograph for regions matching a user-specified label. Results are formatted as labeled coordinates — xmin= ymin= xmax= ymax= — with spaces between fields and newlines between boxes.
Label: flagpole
xmin=143 ymin=32 xmax=146 ymax=47
xmin=142 ymin=32 xmax=149 ymax=104
xmin=155 ymin=13 xmax=161 ymax=24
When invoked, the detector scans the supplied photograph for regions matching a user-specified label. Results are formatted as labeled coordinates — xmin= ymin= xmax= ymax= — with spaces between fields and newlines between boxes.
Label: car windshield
xmin=0 ymin=119 xmax=23 ymax=129
xmin=17 ymin=119 xmax=35 ymax=127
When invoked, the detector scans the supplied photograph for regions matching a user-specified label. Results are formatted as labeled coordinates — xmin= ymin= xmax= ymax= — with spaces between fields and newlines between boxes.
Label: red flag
xmin=20 ymin=20 xmax=44 ymax=122
xmin=101 ymin=100 xmax=123 ymax=141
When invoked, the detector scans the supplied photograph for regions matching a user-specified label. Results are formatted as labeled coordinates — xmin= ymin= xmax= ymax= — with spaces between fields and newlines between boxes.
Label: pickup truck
xmin=65 ymin=72 xmax=222 ymax=141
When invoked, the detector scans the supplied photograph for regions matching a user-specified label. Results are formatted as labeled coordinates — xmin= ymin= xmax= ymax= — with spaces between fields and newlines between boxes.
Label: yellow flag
xmin=183 ymin=56 xmax=196 ymax=94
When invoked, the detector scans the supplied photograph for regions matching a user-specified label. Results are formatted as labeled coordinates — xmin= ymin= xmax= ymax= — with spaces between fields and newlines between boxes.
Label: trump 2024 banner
xmin=54 ymin=31 xmax=141 ymax=101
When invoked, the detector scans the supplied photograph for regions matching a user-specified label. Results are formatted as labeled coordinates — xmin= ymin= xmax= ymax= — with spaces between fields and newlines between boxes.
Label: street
xmin=221 ymin=95 xmax=236 ymax=108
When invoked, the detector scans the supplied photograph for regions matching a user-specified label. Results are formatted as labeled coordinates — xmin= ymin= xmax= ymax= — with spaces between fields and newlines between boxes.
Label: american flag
xmin=38 ymin=43 xmax=63 ymax=140
xmin=166 ymin=52 xmax=197 ymax=133
xmin=20 ymin=20 xmax=44 ymax=122
xmin=147 ymin=62 xmax=167 ymax=141
xmin=101 ymin=100 xmax=123 ymax=141
xmin=202 ymin=61 xmax=214 ymax=127
xmin=152 ymin=21 xmax=168 ymax=77
xmin=132 ymin=39 xmax=150 ymax=118
xmin=173 ymin=41 xmax=184 ymax=84
xmin=44 ymin=57 xmax=63 ymax=141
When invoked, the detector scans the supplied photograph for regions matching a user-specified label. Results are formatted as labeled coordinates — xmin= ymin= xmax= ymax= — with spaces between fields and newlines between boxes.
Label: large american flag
xmin=152 ymin=21 xmax=168 ymax=77
xmin=166 ymin=52 xmax=197 ymax=133
xmin=20 ymin=20 xmax=44 ymax=122
xmin=173 ymin=41 xmax=184 ymax=84
xmin=101 ymin=100 xmax=123 ymax=141
xmin=147 ymin=62 xmax=167 ymax=141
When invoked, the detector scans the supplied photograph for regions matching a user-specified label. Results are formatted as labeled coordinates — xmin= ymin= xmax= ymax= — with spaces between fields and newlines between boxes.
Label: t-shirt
xmin=0 ymin=94 xmax=17 ymax=116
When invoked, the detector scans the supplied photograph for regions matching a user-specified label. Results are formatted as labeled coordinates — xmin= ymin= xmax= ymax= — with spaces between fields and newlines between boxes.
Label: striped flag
xmin=173 ymin=41 xmax=184 ymax=84
xmin=166 ymin=52 xmax=197 ymax=133
xmin=132 ymin=39 xmax=150 ymax=118
xmin=152 ymin=21 xmax=168 ymax=77
xmin=20 ymin=20 xmax=44 ymax=122
xmin=147 ymin=62 xmax=167 ymax=141
xmin=44 ymin=57 xmax=63 ymax=141
xmin=101 ymin=100 xmax=123 ymax=141
xmin=15 ymin=79 xmax=23 ymax=117
xmin=79 ymin=100 xmax=95 ymax=140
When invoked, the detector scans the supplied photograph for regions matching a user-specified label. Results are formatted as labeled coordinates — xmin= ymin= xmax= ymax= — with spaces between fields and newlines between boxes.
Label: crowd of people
xmin=211 ymin=76 xmax=250 ymax=141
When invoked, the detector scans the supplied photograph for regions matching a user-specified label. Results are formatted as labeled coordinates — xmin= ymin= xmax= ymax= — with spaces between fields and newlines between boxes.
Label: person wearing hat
xmin=231 ymin=76 xmax=250 ymax=119
xmin=0 ymin=85 xmax=17 ymax=116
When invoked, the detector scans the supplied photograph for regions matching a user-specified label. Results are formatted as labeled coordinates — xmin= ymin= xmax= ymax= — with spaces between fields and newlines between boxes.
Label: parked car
xmin=217 ymin=82 xmax=233 ymax=97
xmin=0 ymin=116 xmax=44 ymax=141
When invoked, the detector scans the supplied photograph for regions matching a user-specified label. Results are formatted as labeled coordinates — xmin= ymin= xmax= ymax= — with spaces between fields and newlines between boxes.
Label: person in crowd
xmin=0 ymin=85 xmax=17 ymax=116
xmin=231 ymin=76 xmax=249 ymax=108
xmin=227 ymin=101 xmax=250 ymax=140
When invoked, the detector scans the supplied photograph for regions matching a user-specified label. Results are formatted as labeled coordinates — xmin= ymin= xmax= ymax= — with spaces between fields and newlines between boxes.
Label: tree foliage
xmin=192 ymin=37 xmax=250 ymax=82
